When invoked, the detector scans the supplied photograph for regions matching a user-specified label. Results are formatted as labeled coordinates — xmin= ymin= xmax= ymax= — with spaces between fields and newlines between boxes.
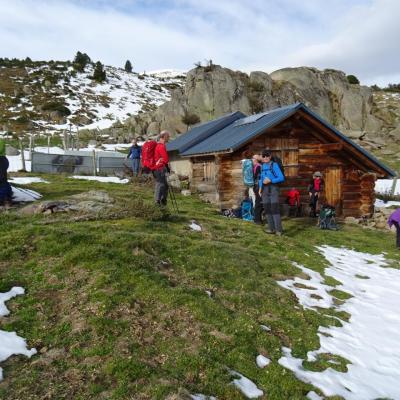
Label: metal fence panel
xmin=32 ymin=152 xmax=93 ymax=174
xmin=98 ymin=157 xmax=131 ymax=175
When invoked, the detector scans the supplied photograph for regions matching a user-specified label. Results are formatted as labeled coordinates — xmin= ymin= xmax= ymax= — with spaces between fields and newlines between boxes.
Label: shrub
xmin=248 ymin=80 xmax=265 ymax=92
xmin=347 ymin=75 xmax=360 ymax=84
xmin=181 ymin=111 xmax=200 ymax=130
xmin=41 ymin=101 xmax=71 ymax=116
xmin=73 ymin=51 xmax=91 ymax=72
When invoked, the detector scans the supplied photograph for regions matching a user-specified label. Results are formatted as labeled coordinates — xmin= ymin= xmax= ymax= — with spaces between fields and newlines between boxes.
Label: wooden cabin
xmin=167 ymin=103 xmax=396 ymax=217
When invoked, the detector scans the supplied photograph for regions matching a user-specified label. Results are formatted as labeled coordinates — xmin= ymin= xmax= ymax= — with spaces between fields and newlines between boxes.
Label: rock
xmin=345 ymin=216 xmax=359 ymax=224
xmin=18 ymin=204 xmax=40 ymax=216
xmin=376 ymin=221 xmax=387 ymax=229
xmin=49 ymin=110 xmax=67 ymax=124
xmin=5 ymin=145 xmax=20 ymax=156
xmin=181 ymin=189 xmax=191 ymax=196
xmin=69 ymin=190 xmax=114 ymax=204
xmin=75 ymin=114 xmax=93 ymax=126
xmin=167 ymin=173 xmax=181 ymax=189
xmin=22 ymin=86 xmax=33 ymax=95
xmin=88 ymin=140 xmax=97 ymax=147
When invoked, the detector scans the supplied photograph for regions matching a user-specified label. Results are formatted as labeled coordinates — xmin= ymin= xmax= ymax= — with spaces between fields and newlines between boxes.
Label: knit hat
xmin=0 ymin=139 xmax=5 ymax=156
xmin=313 ymin=171 xmax=322 ymax=177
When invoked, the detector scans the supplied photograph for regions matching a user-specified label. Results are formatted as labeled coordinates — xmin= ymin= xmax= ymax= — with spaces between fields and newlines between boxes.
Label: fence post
xmin=47 ymin=134 xmax=50 ymax=154
xmin=19 ymin=139 xmax=26 ymax=172
xmin=391 ymin=177 xmax=398 ymax=196
xmin=29 ymin=134 xmax=33 ymax=161
xmin=92 ymin=149 xmax=97 ymax=176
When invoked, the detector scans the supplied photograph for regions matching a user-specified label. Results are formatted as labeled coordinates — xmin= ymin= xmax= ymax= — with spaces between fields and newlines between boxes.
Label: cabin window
xmin=203 ymin=162 xmax=215 ymax=182
xmin=266 ymin=138 xmax=299 ymax=177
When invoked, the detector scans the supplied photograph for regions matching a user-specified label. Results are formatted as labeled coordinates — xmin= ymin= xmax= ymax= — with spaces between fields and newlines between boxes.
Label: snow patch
xmin=375 ymin=179 xmax=400 ymax=195
xmin=9 ymin=177 xmax=49 ymax=185
xmin=190 ymin=394 xmax=216 ymax=400
xmin=278 ymin=245 xmax=400 ymax=400
xmin=189 ymin=220 xmax=202 ymax=231
xmin=12 ymin=187 xmax=42 ymax=202
xmin=0 ymin=287 xmax=37 ymax=381
xmin=256 ymin=354 xmax=270 ymax=368
xmin=230 ymin=370 xmax=263 ymax=398
xmin=70 ymin=176 xmax=129 ymax=184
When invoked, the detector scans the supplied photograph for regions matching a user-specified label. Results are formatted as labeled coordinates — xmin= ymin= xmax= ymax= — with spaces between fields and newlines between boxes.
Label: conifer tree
xmin=124 ymin=60 xmax=133 ymax=73
xmin=73 ymin=51 xmax=91 ymax=72
xmin=92 ymin=61 xmax=106 ymax=83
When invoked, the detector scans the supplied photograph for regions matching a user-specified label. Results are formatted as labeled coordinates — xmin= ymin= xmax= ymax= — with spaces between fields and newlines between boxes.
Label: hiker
xmin=0 ymin=139 xmax=12 ymax=206
xmin=286 ymin=187 xmax=300 ymax=217
xmin=153 ymin=131 xmax=170 ymax=206
xmin=127 ymin=138 xmax=141 ymax=176
xmin=308 ymin=171 xmax=324 ymax=217
xmin=252 ymin=154 xmax=263 ymax=224
xmin=258 ymin=150 xmax=285 ymax=235
xmin=388 ymin=208 xmax=400 ymax=248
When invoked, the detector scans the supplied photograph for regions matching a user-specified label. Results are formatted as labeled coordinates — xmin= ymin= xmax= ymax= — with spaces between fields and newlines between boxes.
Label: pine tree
xmin=92 ymin=61 xmax=106 ymax=83
xmin=124 ymin=60 xmax=133 ymax=73
xmin=73 ymin=51 xmax=91 ymax=72
xmin=181 ymin=111 xmax=200 ymax=131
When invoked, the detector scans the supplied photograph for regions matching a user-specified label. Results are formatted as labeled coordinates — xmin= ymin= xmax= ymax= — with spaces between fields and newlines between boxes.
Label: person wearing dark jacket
xmin=308 ymin=171 xmax=324 ymax=217
xmin=388 ymin=208 xmax=400 ymax=248
xmin=153 ymin=131 xmax=170 ymax=206
xmin=127 ymin=138 xmax=141 ymax=176
xmin=252 ymin=154 xmax=263 ymax=224
xmin=258 ymin=150 xmax=285 ymax=235
xmin=0 ymin=139 xmax=12 ymax=205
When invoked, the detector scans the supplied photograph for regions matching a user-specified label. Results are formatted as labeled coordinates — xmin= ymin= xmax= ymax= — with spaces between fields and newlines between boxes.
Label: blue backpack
xmin=242 ymin=159 xmax=254 ymax=187
xmin=241 ymin=199 xmax=253 ymax=221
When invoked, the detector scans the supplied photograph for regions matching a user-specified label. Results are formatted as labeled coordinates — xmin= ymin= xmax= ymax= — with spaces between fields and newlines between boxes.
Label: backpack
xmin=141 ymin=140 xmax=157 ymax=172
xmin=242 ymin=159 xmax=254 ymax=186
xmin=241 ymin=199 xmax=253 ymax=221
xmin=269 ymin=156 xmax=285 ymax=182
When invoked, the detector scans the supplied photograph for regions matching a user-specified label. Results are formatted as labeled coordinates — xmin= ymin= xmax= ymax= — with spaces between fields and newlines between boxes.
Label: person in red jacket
xmin=286 ymin=187 xmax=300 ymax=217
xmin=153 ymin=131 xmax=170 ymax=206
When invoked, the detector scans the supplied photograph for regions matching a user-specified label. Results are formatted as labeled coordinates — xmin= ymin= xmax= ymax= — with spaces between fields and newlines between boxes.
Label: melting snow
xmin=11 ymin=187 xmax=42 ymax=202
xmin=230 ymin=370 xmax=263 ymax=398
xmin=189 ymin=220 xmax=202 ymax=231
xmin=375 ymin=198 xmax=400 ymax=208
xmin=9 ymin=177 xmax=49 ymax=185
xmin=0 ymin=287 xmax=37 ymax=381
xmin=70 ymin=176 xmax=129 ymax=184
xmin=256 ymin=354 xmax=270 ymax=368
xmin=190 ymin=394 xmax=216 ymax=400
xmin=278 ymin=245 xmax=400 ymax=399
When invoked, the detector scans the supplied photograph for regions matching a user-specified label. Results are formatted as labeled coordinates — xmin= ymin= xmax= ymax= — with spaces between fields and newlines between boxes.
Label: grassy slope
xmin=0 ymin=176 xmax=399 ymax=400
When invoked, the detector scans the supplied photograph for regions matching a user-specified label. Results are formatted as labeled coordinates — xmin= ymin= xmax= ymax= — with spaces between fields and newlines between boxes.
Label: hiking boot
xmin=276 ymin=231 xmax=283 ymax=236
xmin=264 ymin=229 xmax=276 ymax=234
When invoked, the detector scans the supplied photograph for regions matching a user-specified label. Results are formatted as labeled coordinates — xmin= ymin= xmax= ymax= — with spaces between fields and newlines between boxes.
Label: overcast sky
xmin=0 ymin=0 xmax=399 ymax=86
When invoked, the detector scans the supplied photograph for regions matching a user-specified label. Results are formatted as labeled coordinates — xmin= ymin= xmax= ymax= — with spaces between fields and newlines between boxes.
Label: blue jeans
xmin=131 ymin=158 xmax=140 ymax=176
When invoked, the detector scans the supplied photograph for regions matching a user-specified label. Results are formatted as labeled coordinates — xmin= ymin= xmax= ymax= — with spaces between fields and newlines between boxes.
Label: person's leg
xmin=270 ymin=186 xmax=282 ymax=233
xmin=263 ymin=192 xmax=276 ymax=232
xmin=395 ymin=222 xmax=400 ymax=248
xmin=254 ymin=190 xmax=262 ymax=224
xmin=159 ymin=168 xmax=168 ymax=205
xmin=153 ymin=170 xmax=162 ymax=204
xmin=132 ymin=159 xmax=140 ymax=176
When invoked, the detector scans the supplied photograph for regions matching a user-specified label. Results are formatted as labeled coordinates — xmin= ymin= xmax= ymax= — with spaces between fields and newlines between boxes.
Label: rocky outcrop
xmin=125 ymin=64 xmax=400 ymax=172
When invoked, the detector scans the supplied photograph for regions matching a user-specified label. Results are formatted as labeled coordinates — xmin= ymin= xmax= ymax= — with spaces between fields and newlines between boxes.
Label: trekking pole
xmin=169 ymin=187 xmax=179 ymax=214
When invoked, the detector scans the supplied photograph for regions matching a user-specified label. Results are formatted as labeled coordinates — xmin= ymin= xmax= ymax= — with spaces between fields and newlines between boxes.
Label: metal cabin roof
xmin=179 ymin=102 xmax=396 ymax=177
xmin=180 ymin=103 xmax=301 ymax=156
xmin=167 ymin=111 xmax=245 ymax=153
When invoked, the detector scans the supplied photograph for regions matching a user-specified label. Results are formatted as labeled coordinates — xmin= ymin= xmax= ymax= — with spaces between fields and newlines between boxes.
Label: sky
xmin=0 ymin=0 xmax=399 ymax=86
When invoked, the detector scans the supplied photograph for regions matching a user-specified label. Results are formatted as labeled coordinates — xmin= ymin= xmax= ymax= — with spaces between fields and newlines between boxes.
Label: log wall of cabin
xmin=190 ymin=156 xmax=219 ymax=203
xmin=217 ymin=117 xmax=376 ymax=216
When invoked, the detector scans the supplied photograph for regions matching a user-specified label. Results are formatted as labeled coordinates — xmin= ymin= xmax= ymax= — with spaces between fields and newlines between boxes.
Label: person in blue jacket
xmin=127 ymin=138 xmax=141 ymax=176
xmin=258 ymin=150 xmax=285 ymax=235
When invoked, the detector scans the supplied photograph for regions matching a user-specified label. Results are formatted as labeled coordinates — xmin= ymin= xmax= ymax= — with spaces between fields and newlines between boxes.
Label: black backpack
xmin=269 ymin=156 xmax=285 ymax=181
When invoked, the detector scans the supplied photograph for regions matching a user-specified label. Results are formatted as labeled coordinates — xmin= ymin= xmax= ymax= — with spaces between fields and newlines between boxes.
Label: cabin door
xmin=324 ymin=167 xmax=342 ymax=212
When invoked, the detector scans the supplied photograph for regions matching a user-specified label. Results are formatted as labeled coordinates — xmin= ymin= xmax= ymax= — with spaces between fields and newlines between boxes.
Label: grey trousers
xmin=153 ymin=167 xmax=168 ymax=205
xmin=262 ymin=184 xmax=282 ymax=233
xmin=131 ymin=158 xmax=140 ymax=176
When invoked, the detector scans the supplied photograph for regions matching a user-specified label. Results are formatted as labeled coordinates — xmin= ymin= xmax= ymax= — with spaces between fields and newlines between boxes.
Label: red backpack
xmin=141 ymin=140 xmax=157 ymax=172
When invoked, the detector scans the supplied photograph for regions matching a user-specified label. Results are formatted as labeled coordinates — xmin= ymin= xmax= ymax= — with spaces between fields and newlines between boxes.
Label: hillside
xmin=1 ymin=176 xmax=400 ymax=399
xmin=0 ymin=58 xmax=184 ymax=137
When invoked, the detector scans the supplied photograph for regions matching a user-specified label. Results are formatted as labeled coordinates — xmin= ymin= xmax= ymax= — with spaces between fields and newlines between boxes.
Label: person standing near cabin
xmin=388 ymin=208 xmax=400 ymax=248
xmin=308 ymin=171 xmax=324 ymax=217
xmin=259 ymin=150 xmax=285 ymax=235
xmin=0 ymin=139 xmax=12 ymax=205
xmin=153 ymin=131 xmax=170 ymax=206
xmin=127 ymin=138 xmax=141 ymax=176
xmin=252 ymin=154 xmax=263 ymax=224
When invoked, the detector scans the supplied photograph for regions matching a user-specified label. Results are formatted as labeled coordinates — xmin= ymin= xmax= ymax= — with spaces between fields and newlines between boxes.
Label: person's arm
xmin=127 ymin=146 xmax=132 ymax=158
